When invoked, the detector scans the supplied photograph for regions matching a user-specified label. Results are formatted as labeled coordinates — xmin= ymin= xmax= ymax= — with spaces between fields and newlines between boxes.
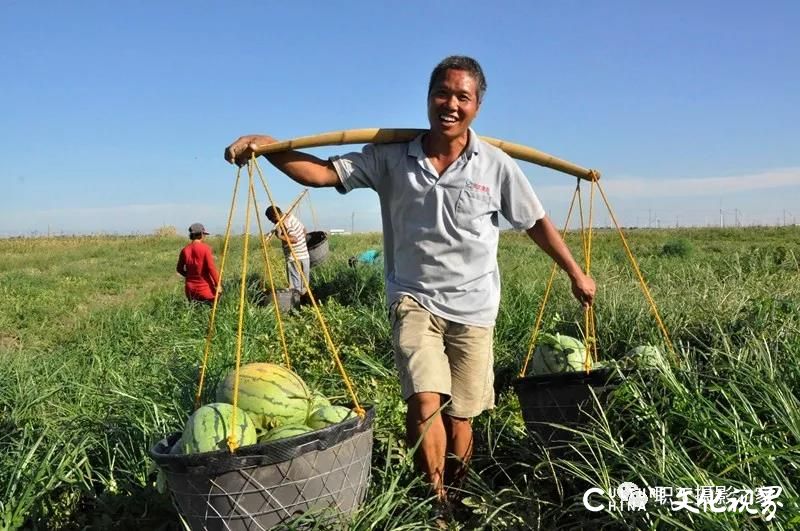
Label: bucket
xmin=512 ymin=368 xmax=617 ymax=451
xmin=151 ymin=406 xmax=375 ymax=530
xmin=254 ymin=288 xmax=300 ymax=312
xmin=306 ymin=231 xmax=329 ymax=268
xmin=275 ymin=288 xmax=301 ymax=312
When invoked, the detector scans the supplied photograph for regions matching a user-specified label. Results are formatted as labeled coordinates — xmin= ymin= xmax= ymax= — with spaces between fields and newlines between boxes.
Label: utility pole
xmin=720 ymin=209 xmax=724 ymax=228
xmin=351 ymin=211 xmax=355 ymax=234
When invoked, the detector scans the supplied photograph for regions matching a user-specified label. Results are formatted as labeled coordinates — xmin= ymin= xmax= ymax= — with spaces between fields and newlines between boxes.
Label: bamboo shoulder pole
xmin=250 ymin=128 xmax=599 ymax=181
xmin=261 ymin=189 xmax=307 ymax=244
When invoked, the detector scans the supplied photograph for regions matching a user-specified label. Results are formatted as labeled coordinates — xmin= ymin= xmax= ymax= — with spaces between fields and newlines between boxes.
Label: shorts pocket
xmin=388 ymin=296 xmax=410 ymax=328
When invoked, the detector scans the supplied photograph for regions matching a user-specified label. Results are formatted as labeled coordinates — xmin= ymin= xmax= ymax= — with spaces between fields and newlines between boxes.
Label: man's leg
xmin=286 ymin=258 xmax=302 ymax=292
xmin=299 ymin=257 xmax=310 ymax=294
xmin=442 ymin=322 xmax=495 ymax=490
xmin=391 ymin=297 xmax=451 ymax=499
xmin=442 ymin=414 xmax=473 ymax=489
xmin=407 ymin=392 xmax=448 ymax=500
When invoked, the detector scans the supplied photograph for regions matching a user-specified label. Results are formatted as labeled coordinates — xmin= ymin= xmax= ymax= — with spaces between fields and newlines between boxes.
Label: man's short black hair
xmin=265 ymin=206 xmax=283 ymax=220
xmin=428 ymin=55 xmax=487 ymax=103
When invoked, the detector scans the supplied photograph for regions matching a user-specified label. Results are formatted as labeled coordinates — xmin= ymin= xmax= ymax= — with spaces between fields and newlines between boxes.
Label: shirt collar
xmin=408 ymin=127 xmax=481 ymax=161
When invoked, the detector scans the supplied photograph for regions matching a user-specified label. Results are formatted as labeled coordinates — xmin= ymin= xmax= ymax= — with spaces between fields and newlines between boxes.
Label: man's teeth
xmin=440 ymin=115 xmax=457 ymax=123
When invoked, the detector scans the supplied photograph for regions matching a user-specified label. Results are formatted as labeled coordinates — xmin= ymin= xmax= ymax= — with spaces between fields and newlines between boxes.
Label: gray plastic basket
xmin=512 ymin=369 xmax=616 ymax=452
xmin=254 ymin=288 xmax=300 ymax=313
xmin=306 ymin=231 xmax=329 ymax=268
xmin=151 ymin=406 xmax=374 ymax=530
xmin=275 ymin=288 xmax=301 ymax=313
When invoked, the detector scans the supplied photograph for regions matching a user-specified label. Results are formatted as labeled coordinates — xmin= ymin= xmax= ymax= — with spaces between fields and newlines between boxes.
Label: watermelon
xmin=530 ymin=333 xmax=591 ymax=375
xmin=307 ymin=391 xmax=331 ymax=418
xmin=623 ymin=345 xmax=664 ymax=369
xmin=216 ymin=363 xmax=312 ymax=431
xmin=307 ymin=405 xmax=356 ymax=430
xmin=181 ymin=402 xmax=257 ymax=454
xmin=258 ymin=423 xmax=313 ymax=443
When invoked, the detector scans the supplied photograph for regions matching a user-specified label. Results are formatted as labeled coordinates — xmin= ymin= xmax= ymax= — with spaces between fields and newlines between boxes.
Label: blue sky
xmin=2 ymin=0 xmax=799 ymax=235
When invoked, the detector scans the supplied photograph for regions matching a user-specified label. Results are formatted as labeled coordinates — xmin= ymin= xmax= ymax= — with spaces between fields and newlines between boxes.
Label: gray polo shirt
xmin=331 ymin=129 xmax=545 ymax=326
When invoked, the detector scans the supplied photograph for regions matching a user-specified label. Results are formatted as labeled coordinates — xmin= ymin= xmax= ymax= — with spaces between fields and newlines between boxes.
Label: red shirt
xmin=176 ymin=240 xmax=220 ymax=301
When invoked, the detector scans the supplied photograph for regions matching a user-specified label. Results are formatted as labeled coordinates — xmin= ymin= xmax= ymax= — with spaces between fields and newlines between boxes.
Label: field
xmin=1 ymin=227 xmax=799 ymax=530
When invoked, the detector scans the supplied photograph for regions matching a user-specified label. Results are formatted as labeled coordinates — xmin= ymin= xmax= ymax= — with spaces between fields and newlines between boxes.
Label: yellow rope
xmin=252 ymin=157 xmax=365 ymax=417
xmin=587 ymin=179 xmax=596 ymax=274
xmin=587 ymin=181 xmax=598 ymax=364
xmin=578 ymin=185 xmax=591 ymax=371
xmin=194 ymin=169 xmax=241 ymax=410
xmin=576 ymin=181 xmax=588 ymax=266
xmin=250 ymin=179 xmax=291 ymax=369
xmin=595 ymin=179 xmax=679 ymax=363
xmin=578 ymin=181 xmax=597 ymax=373
xmin=254 ymin=173 xmax=309 ymax=371
xmin=575 ymin=180 xmax=592 ymax=371
xmin=306 ymin=192 xmax=321 ymax=231
xmin=225 ymin=163 xmax=256 ymax=452
xmin=519 ymin=186 xmax=580 ymax=377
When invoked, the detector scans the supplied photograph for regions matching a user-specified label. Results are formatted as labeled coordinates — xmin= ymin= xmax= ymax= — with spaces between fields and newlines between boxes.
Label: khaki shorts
xmin=390 ymin=296 xmax=495 ymax=418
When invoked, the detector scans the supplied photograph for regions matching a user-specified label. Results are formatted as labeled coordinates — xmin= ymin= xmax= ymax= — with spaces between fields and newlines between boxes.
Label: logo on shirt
xmin=466 ymin=180 xmax=490 ymax=194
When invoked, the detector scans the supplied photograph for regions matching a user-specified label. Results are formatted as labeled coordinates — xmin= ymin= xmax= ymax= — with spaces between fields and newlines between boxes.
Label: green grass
xmin=0 ymin=227 xmax=798 ymax=530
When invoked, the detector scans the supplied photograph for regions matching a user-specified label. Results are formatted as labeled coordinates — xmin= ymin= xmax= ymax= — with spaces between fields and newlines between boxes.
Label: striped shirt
xmin=276 ymin=213 xmax=309 ymax=259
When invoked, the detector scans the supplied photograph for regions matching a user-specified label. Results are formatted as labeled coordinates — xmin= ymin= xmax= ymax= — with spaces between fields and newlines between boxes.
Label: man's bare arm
xmin=224 ymin=134 xmax=340 ymax=188
xmin=526 ymin=216 xmax=596 ymax=307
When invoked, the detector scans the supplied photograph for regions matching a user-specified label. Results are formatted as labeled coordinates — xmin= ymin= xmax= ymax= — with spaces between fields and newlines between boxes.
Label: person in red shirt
xmin=176 ymin=223 xmax=221 ymax=303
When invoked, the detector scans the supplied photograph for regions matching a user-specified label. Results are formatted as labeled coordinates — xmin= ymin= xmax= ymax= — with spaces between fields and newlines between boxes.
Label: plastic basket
xmin=306 ymin=231 xmax=329 ymax=268
xmin=151 ymin=406 xmax=375 ymax=530
xmin=254 ymin=288 xmax=300 ymax=312
xmin=275 ymin=288 xmax=301 ymax=312
xmin=512 ymin=368 xmax=617 ymax=451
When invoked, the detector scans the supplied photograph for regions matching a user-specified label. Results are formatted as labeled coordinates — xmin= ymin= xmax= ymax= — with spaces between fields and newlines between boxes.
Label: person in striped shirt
xmin=265 ymin=206 xmax=309 ymax=295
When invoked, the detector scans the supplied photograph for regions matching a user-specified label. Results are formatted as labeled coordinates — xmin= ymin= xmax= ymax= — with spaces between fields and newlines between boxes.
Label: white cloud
xmin=2 ymin=168 xmax=798 ymax=235
xmin=0 ymin=203 xmax=224 ymax=235
xmin=534 ymin=167 xmax=800 ymax=200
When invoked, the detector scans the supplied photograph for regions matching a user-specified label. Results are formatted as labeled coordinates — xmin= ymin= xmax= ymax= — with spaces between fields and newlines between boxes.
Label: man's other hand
xmin=570 ymin=273 xmax=596 ymax=308
xmin=224 ymin=134 xmax=278 ymax=166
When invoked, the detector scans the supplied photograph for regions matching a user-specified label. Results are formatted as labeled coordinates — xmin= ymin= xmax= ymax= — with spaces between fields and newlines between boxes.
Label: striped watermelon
xmin=623 ymin=345 xmax=664 ymax=369
xmin=181 ymin=402 xmax=257 ymax=454
xmin=258 ymin=423 xmax=312 ymax=443
xmin=307 ymin=405 xmax=356 ymax=430
xmin=216 ymin=363 xmax=311 ymax=431
xmin=531 ymin=333 xmax=589 ymax=375
xmin=307 ymin=391 xmax=331 ymax=419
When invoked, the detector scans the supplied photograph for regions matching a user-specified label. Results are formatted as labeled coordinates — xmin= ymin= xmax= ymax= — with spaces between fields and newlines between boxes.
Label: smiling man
xmin=224 ymin=55 xmax=595 ymax=513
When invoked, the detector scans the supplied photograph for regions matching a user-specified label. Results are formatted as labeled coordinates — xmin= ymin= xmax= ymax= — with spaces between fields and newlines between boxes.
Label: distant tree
xmin=153 ymin=225 xmax=178 ymax=237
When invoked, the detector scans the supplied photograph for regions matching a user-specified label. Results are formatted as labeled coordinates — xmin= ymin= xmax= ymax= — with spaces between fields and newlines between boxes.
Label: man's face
xmin=427 ymin=68 xmax=481 ymax=140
